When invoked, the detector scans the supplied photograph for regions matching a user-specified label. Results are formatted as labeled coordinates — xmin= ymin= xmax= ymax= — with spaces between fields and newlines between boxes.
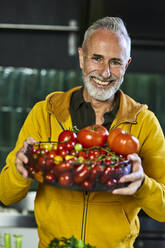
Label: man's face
xmin=78 ymin=28 xmax=131 ymax=101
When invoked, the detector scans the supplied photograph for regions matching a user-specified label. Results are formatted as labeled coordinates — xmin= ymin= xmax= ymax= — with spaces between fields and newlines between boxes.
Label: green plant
xmin=48 ymin=236 xmax=96 ymax=248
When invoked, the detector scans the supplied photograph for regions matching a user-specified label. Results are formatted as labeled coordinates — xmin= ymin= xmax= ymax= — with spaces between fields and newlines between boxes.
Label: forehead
xmin=85 ymin=28 xmax=128 ymax=59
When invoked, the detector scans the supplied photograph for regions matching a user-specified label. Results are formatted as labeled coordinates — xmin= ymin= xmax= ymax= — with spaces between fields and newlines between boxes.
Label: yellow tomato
xmin=54 ymin=155 xmax=63 ymax=164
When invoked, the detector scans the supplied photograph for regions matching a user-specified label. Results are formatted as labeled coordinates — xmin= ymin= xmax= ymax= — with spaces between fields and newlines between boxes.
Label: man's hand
xmin=112 ymin=153 xmax=145 ymax=195
xmin=15 ymin=137 xmax=36 ymax=178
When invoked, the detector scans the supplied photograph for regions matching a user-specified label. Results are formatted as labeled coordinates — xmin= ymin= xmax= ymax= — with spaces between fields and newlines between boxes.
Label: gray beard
xmin=82 ymin=72 xmax=123 ymax=101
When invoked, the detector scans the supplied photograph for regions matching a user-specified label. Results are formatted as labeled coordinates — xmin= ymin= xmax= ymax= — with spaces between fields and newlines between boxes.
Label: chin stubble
xmin=83 ymin=72 xmax=123 ymax=101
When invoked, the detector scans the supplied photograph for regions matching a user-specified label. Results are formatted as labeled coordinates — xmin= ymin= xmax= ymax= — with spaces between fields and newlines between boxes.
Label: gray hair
xmin=82 ymin=16 xmax=131 ymax=58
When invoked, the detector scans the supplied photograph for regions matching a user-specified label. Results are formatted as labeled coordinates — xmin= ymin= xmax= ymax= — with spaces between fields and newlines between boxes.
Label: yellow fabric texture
xmin=0 ymin=87 xmax=165 ymax=248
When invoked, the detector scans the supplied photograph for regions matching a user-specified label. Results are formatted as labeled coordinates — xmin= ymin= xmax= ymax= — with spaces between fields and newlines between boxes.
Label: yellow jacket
xmin=1 ymin=87 xmax=165 ymax=248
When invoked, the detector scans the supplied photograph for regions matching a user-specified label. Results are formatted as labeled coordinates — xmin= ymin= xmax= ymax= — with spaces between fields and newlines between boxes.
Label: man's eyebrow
xmin=92 ymin=54 xmax=103 ymax=58
xmin=92 ymin=54 xmax=122 ymax=61
xmin=110 ymin=58 xmax=122 ymax=61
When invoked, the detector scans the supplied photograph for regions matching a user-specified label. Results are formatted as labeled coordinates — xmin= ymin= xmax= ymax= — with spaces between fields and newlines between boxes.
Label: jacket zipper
xmin=81 ymin=191 xmax=90 ymax=242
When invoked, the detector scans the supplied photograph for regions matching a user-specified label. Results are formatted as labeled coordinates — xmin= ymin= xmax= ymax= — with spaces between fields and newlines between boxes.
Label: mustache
xmin=88 ymin=72 xmax=118 ymax=82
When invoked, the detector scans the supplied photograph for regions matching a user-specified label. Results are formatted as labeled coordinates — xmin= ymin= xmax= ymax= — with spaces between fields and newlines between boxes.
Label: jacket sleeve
xmin=0 ymin=101 xmax=47 ymax=205
xmin=133 ymin=110 xmax=165 ymax=222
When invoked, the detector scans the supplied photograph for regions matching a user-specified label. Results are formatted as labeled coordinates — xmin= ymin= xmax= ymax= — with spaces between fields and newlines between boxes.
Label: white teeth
xmin=93 ymin=78 xmax=109 ymax=85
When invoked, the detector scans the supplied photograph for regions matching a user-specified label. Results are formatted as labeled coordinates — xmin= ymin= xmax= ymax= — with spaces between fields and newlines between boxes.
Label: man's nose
xmin=100 ymin=63 xmax=111 ymax=78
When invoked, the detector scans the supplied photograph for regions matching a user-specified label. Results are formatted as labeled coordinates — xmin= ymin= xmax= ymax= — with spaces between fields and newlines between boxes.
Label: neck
xmin=83 ymin=87 xmax=116 ymax=125
xmin=83 ymin=87 xmax=115 ymax=112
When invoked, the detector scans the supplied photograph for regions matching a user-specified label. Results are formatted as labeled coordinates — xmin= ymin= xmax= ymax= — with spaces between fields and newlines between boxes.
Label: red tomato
xmin=44 ymin=157 xmax=54 ymax=171
xmin=47 ymin=150 xmax=57 ymax=159
xmin=81 ymin=179 xmax=93 ymax=190
xmin=77 ymin=124 xmax=109 ymax=148
xmin=58 ymin=172 xmax=72 ymax=187
xmin=55 ymin=161 xmax=73 ymax=173
xmin=89 ymin=164 xmax=101 ymax=181
xmin=45 ymin=173 xmax=56 ymax=183
xmin=107 ymin=128 xmax=140 ymax=155
xmin=58 ymin=130 xmax=77 ymax=143
xmin=78 ymin=151 xmax=87 ymax=159
xmin=106 ymin=178 xmax=117 ymax=188
xmin=65 ymin=140 xmax=76 ymax=151
xmin=73 ymin=164 xmax=90 ymax=184
xmin=57 ymin=149 xmax=69 ymax=158
xmin=100 ymin=166 xmax=115 ymax=184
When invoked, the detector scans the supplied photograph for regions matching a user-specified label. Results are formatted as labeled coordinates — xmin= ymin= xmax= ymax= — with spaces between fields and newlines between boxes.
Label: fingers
xmin=22 ymin=137 xmax=36 ymax=151
xmin=112 ymin=180 xmax=142 ymax=195
xmin=15 ymin=137 xmax=36 ymax=178
xmin=112 ymin=153 xmax=145 ymax=195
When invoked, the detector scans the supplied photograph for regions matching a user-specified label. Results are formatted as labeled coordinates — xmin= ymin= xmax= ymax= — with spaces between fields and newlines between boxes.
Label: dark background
xmin=0 ymin=0 xmax=165 ymax=73
xmin=0 ymin=2 xmax=165 ymax=247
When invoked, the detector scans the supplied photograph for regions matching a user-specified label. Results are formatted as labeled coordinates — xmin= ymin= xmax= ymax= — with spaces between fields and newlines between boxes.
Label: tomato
xmin=58 ymin=130 xmax=77 ymax=143
xmin=57 ymin=143 xmax=67 ymax=152
xmin=100 ymin=166 xmax=115 ymax=184
xmin=45 ymin=172 xmax=56 ymax=183
xmin=87 ymin=149 xmax=101 ymax=160
xmin=73 ymin=164 xmax=90 ymax=184
xmin=65 ymin=140 xmax=76 ymax=151
xmin=44 ymin=157 xmax=54 ymax=171
xmin=74 ymin=143 xmax=83 ymax=152
xmin=78 ymin=151 xmax=87 ymax=159
xmin=81 ymin=179 xmax=93 ymax=190
xmin=107 ymin=128 xmax=140 ymax=155
xmin=57 ymin=149 xmax=69 ymax=158
xmin=89 ymin=164 xmax=101 ymax=181
xmin=47 ymin=149 xmax=57 ymax=159
xmin=77 ymin=124 xmax=109 ymax=148
xmin=54 ymin=155 xmax=63 ymax=164
xmin=58 ymin=172 xmax=72 ymax=187
xmin=106 ymin=178 xmax=117 ymax=188
xmin=55 ymin=161 xmax=73 ymax=173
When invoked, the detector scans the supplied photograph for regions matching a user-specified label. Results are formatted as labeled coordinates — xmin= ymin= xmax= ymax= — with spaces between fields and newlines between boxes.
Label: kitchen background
xmin=0 ymin=0 xmax=165 ymax=247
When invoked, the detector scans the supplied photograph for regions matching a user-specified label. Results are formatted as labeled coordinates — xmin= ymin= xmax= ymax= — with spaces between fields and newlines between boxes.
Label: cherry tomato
xmin=54 ymin=155 xmax=63 ymax=164
xmin=87 ymin=149 xmax=101 ymax=160
xmin=106 ymin=178 xmax=117 ymax=188
xmin=100 ymin=166 xmax=115 ymax=184
xmin=57 ymin=149 xmax=69 ymax=158
xmin=27 ymin=165 xmax=35 ymax=176
xmin=58 ymin=172 xmax=72 ymax=187
xmin=36 ymin=157 xmax=45 ymax=170
xmin=55 ymin=161 xmax=73 ymax=173
xmin=77 ymin=124 xmax=109 ymax=148
xmin=58 ymin=130 xmax=77 ymax=143
xmin=73 ymin=165 xmax=90 ymax=184
xmin=65 ymin=140 xmax=76 ymax=151
xmin=78 ymin=151 xmax=87 ymax=159
xmin=81 ymin=179 xmax=93 ymax=190
xmin=57 ymin=143 xmax=67 ymax=152
xmin=44 ymin=157 xmax=54 ymax=171
xmin=74 ymin=143 xmax=83 ymax=151
xmin=89 ymin=164 xmax=101 ymax=181
xmin=47 ymin=150 xmax=57 ymax=159
xmin=45 ymin=173 xmax=56 ymax=183
xmin=107 ymin=128 xmax=140 ymax=155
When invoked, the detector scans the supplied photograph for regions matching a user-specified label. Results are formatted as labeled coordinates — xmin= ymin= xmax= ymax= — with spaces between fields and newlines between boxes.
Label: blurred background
xmin=0 ymin=0 xmax=165 ymax=247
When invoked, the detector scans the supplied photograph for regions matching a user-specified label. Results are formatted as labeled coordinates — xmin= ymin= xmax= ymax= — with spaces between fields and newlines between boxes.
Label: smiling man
xmin=78 ymin=26 xmax=131 ymax=125
xmin=0 ymin=17 xmax=165 ymax=248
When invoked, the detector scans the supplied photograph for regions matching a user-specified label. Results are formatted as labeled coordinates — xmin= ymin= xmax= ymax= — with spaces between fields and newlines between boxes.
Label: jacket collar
xmin=46 ymin=86 xmax=148 ymax=125
xmin=46 ymin=86 xmax=82 ymax=123
xmin=115 ymin=90 xmax=148 ymax=124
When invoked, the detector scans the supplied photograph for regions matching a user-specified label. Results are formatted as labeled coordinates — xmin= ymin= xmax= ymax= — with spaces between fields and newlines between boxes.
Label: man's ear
xmin=125 ymin=57 xmax=132 ymax=70
xmin=78 ymin=47 xmax=84 ymax=69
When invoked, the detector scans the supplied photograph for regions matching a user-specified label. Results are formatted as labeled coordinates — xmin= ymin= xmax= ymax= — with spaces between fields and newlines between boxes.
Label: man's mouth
xmin=92 ymin=77 xmax=114 ymax=86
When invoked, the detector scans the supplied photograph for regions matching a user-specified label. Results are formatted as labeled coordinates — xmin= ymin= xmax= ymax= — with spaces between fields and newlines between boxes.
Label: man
xmin=0 ymin=17 xmax=165 ymax=248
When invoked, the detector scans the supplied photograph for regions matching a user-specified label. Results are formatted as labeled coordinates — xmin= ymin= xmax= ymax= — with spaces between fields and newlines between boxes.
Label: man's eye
xmin=111 ymin=60 xmax=122 ymax=66
xmin=92 ymin=56 xmax=102 ymax=62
